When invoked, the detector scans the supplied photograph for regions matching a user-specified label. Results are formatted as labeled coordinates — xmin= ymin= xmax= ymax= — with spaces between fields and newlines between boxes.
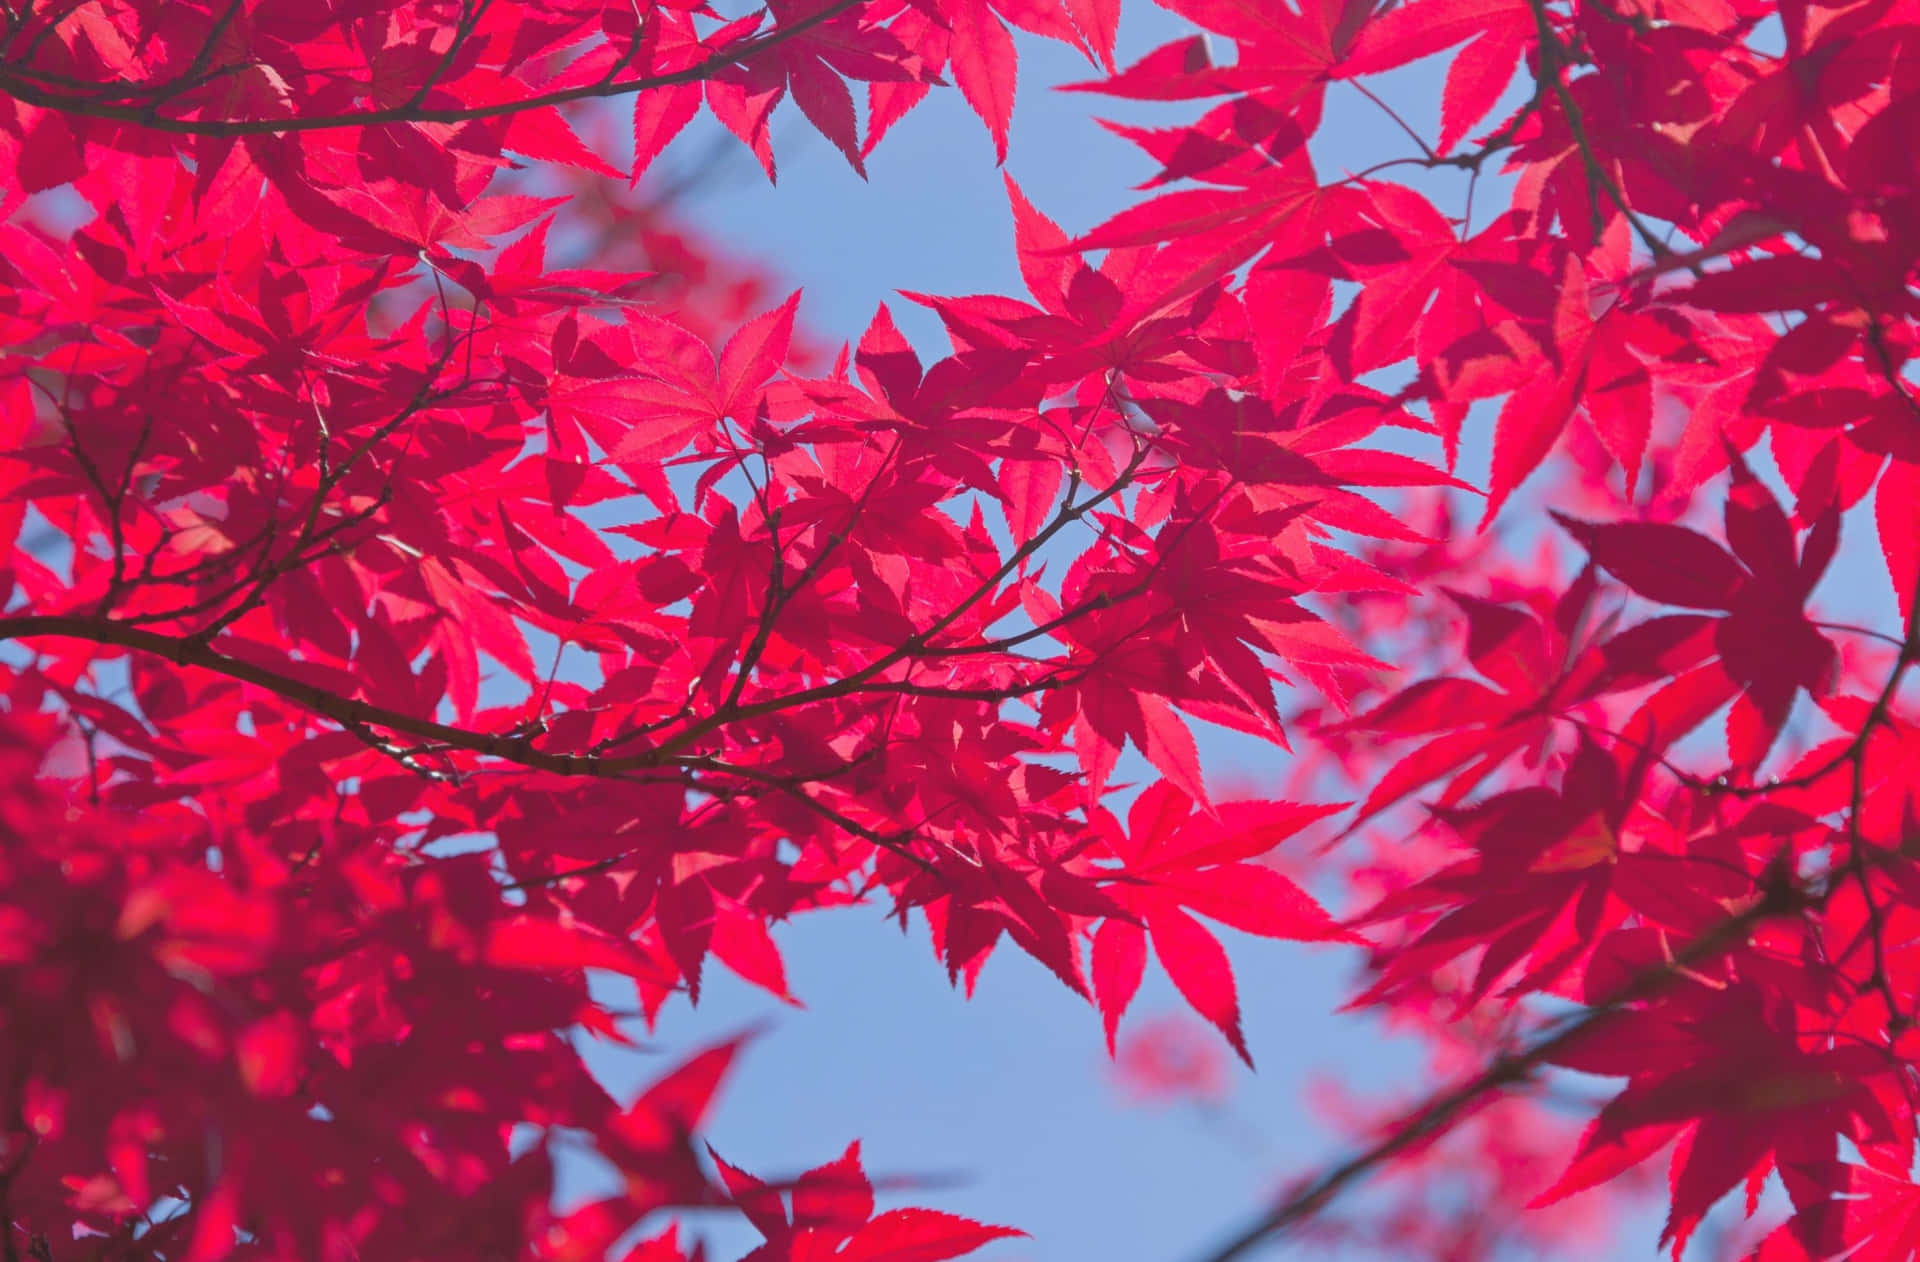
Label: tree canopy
xmin=3 ymin=0 xmax=1920 ymax=1258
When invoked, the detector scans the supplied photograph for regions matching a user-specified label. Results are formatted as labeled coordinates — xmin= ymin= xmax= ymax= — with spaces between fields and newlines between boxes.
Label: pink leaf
xmin=1146 ymin=902 xmax=1251 ymax=1066
xmin=1093 ymin=918 xmax=1148 ymax=1054
xmin=717 ymin=291 xmax=803 ymax=418
xmin=947 ymin=0 xmax=1018 ymax=162
xmin=839 ymin=1209 xmax=1026 ymax=1261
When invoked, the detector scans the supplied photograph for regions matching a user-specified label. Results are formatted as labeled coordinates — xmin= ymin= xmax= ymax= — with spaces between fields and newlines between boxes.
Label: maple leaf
xmin=882 ymin=0 xmax=1095 ymax=162
xmin=545 ymin=293 xmax=802 ymax=473
xmin=1351 ymin=738 xmax=1758 ymax=1011
xmin=1071 ymin=151 xmax=1337 ymax=315
xmin=705 ymin=0 xmax=929 ymax=179
xmin=906 ymin=178 xmax=1236 ymax=404
xmin=12 ymin=0 xmax=1920 ymax=1256
xmin=1754 ymin=1163 xmax=1920 ymax=1262
xmin=1555 ymin=453 xmax=1839 ymax=764
xmin=1341 ymin=571 xmax=1613 ymax=824
xmin=945 ymin=0 xmax=1020 ymax=163
xmin=716 ymin=1140 xmax=1024 ymax=1261
xmin=1460 ymin=249 xmax=1677 ymax=520
xmin=1537 ymin=983 xmax=1910 ymax=1259
xmin=598 ymin=1035 xmax=753 ymax=1216
xmin=1092 ymin=781 xmax=1353 ymax=1062
xmin=1338 ymin=0 xmax=1532 ymax=153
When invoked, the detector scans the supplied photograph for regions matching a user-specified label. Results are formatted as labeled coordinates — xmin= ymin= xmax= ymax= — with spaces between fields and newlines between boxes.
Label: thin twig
xmin=0 ymin=0 xmax=870 ymax=137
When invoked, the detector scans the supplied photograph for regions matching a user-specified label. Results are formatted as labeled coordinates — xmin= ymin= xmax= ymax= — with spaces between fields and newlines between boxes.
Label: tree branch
xmin=0 ymin=614 xmax=665 ymax=776
xmin=1193 ymin=568 xmax=1920 ymax=1260
xmin=1189 ymin=880 xmax=1799 ymax=1262
xmin=0 ymin=0 xmax=869 ymax=137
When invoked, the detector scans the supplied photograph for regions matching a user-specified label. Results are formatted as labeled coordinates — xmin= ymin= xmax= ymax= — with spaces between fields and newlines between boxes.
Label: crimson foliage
xmin=1 ymin=0 xmax=1918 ymax=1259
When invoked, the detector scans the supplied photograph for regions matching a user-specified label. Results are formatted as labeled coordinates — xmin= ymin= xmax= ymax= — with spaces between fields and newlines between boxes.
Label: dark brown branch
xmin=500 ymin=850 xmax=642 ymax=892
xmin=650 ymin=443 xmax=1152 ymax=757
xmin=673 ymin=754 xmax=936 ymax=873
xmin=1194 ymin=566 xmax=1920 ymax=1260
xmin=0 ymin=0 xmax=868 ymax=137
xmin=1839 ymin=585 xmax=1920 ymax=1029
xmin=1190 ymin=882 xmax=1797 ymax=1262
xmin=1524 ymin=0 xmax=1673 ymax=260
xmin=0 ymin=614 xmax=660 ymax=776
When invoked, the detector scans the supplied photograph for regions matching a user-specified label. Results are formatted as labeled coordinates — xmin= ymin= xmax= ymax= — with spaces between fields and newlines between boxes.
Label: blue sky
xmin=549 ymin=4 xmax=1908 ymax=1259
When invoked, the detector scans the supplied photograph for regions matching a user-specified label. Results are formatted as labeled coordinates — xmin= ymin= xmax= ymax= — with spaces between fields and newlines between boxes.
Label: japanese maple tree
xmin=2 ymin=0 xmax=1919 ymax=1258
